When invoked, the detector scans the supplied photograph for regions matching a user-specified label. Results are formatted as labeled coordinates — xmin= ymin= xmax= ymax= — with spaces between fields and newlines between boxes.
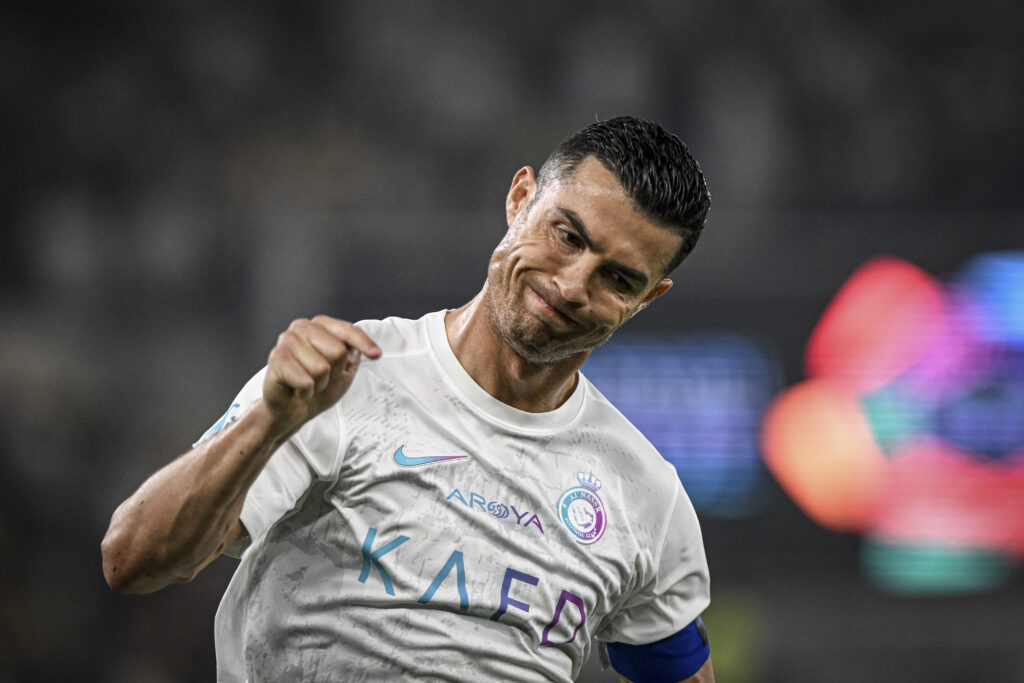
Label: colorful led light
xmin=762 ymin=252 xmax=1024 ymax=593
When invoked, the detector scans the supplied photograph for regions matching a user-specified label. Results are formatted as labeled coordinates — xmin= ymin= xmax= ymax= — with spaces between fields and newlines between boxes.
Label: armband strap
xmin=606 ymin=615 xmax=710 ymax=683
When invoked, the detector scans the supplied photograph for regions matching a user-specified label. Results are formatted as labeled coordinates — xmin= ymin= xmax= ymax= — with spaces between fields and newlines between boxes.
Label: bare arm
xmin=617 ymin=656 xmax=715 ymax=683
xmin=101 ymin=316 xmax=381 ymax=594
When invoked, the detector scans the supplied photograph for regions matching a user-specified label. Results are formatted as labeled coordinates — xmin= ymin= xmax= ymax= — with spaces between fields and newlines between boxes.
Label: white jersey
xmin=206 ymin=311 xmax=710 ymax=682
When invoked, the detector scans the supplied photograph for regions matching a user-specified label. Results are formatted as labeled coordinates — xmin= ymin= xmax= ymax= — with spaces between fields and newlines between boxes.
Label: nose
xmin=553 ymin=257 xmax=592 ymax=306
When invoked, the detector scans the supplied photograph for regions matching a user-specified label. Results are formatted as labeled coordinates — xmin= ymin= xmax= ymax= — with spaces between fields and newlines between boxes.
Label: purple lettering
xmin=490 ymin=568 xmax=538 ymax=621
xmin=525 ymin=514 xmax=545 ymax=534
xmin=540 ymin=590 xmax=587 ymax=646
xmin=510 ymin=505 xmax=529 ymax=525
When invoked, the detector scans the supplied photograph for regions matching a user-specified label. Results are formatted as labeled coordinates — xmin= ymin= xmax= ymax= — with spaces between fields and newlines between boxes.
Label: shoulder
xmin=578 ymin=375 xmax=690 ymax=517
xmin=340 ymin=311 xmax=449 ymax=408
xmin=579 ymin=376 xmax=680 ymax=486
xmin=353 ymin=311 xmax=438 ymax=358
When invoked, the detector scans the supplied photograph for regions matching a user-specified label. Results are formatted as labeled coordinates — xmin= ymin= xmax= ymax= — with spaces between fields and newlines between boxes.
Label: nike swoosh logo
xmin=393 ymin=445 xmax=469 ymax=467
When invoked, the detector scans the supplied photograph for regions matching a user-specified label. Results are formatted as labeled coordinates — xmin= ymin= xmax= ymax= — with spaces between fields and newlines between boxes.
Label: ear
xmin=506 ymin=166 xmax=537 ymax=227
xmin=632 ymin=278 xmax=673 ymax=317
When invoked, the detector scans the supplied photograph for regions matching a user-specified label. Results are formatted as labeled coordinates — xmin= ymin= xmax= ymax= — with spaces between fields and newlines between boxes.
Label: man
xmin=102 ymin=116 xmax=715 ymax=682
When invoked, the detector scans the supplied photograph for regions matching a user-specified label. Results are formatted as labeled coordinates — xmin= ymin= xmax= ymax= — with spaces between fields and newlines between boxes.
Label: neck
xmin=444 ymin=290 xmax=585 ymax=413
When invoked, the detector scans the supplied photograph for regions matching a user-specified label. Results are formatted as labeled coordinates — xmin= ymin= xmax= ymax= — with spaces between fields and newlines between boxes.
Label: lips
xmin=528 ymin=285 xmax=577 ymax=326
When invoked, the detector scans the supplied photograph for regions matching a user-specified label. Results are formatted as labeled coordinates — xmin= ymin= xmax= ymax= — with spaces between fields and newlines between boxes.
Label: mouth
xmin=528 ymin=286 xmax=577 ymax=325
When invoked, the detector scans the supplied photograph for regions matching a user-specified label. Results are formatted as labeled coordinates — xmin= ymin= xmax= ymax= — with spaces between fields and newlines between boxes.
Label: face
xmin=486 ymin=156 xmax=681 ymax=365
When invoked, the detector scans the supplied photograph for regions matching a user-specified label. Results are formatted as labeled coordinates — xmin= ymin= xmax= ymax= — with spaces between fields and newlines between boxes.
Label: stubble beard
xmin=485 ymin=282 xmax=594 ymax=367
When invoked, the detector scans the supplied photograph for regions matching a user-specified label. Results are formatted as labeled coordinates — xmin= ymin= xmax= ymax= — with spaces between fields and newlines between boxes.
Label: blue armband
xmin=606 ymin=615 xmax=710 ymax=683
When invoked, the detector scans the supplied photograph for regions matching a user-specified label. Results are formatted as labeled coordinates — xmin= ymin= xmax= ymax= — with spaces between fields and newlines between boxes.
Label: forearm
xmin=102 ymin=315 xmax=379 ymax=594
xmin=101 ymin=401 xmax=292 ymax=594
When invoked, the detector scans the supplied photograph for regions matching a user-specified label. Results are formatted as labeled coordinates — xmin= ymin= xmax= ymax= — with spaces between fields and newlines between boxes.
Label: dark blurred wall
xmin=2 ymin=2 xmax=1022 ymax=681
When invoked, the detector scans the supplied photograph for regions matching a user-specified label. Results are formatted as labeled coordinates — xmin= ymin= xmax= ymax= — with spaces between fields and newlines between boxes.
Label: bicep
xmin=198 ymin=516 xmax=249 ymax=570
xmin=221 ymin=517 xmax=250 ymax=557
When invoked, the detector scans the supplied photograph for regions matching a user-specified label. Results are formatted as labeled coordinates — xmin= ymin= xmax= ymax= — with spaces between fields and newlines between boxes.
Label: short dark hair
xmin=536 ymin=116 xmax=711 ymax=275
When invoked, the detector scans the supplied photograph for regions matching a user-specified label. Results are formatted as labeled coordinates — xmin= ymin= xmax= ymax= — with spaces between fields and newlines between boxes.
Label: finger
xmin=297 ymin=321 xmax=367 ymax=391
xmin=268 ymin=346 xmax=317 ymax=400
xmin=311 ymin=316 xmax=382 ymax=359
xmin=278 ymin=329 xmax=333 ymax=394
xmin=303 ymin=320 xmax=353 ymax=367
xmin=330 ymin=349 xmax=360 ymax=380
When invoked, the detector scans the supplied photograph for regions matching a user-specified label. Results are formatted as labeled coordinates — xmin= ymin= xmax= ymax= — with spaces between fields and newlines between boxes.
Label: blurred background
xmin=2 ymin=1 xmax=1023 ymax=681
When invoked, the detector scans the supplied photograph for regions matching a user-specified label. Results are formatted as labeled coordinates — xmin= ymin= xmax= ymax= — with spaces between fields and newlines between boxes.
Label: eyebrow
xmin=554 ymin=206 xmax=650 ymax=288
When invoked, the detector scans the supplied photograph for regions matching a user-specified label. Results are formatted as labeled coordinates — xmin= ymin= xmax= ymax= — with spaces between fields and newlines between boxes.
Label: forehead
xmin=537 ymin=158 xmax=681 ymax=276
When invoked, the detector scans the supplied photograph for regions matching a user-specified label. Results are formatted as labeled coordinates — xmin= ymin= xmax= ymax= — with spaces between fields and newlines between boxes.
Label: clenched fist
xmin=263 ymin=315 xmax=381 ymax=434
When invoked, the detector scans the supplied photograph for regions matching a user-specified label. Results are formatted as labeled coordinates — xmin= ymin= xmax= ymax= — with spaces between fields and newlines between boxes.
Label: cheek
xmin=495 ymin=238 xmax=551 ymax=275
xmin=488 ymin=247 xmax=530 ymax=296
xmin=591 ymin=292 xmax=636 ymax=325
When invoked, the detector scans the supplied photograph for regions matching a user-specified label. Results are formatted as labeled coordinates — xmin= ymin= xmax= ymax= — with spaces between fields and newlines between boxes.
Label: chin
xmin=507 ymin=333 xmax=589 ymax=366
xmin=489 ymin=296 xmax=593 ymax=365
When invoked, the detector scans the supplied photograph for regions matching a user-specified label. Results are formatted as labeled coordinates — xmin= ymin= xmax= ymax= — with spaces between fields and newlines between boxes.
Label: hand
xmin=262 ymin=315 xmax=381 ymax=435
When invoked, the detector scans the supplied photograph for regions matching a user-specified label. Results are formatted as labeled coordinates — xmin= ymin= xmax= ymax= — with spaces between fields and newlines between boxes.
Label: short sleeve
xmin=597 ymin=485 xmax=711 ymax=645
xmin=193 ymin=369 xmax=266 ymax=448
xmin=194 ymin=367 xmax=347 ymax=556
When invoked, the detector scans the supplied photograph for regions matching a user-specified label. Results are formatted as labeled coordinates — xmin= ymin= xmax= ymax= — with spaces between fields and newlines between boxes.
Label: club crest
xmin=557 ymin=472 xmax=607 ymax=545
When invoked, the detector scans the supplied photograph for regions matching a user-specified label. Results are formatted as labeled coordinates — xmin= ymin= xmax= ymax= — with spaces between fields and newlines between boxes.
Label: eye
xmin=605 ymin=269 xmax=633 ymax=292
xmin=557 ymin=226 xmax=583 ymax=249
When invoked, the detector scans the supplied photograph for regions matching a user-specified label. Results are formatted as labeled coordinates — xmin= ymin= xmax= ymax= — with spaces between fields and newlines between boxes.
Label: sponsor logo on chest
xmin=443 ymin=470 xmax=609 ymax=544
xmin=445 ymin=488 xmax=546 ymax=534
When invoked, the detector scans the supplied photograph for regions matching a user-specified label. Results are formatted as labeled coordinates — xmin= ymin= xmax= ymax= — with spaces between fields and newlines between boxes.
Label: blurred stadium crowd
xmin=1 ymin=2 xmax=1022 ymax=681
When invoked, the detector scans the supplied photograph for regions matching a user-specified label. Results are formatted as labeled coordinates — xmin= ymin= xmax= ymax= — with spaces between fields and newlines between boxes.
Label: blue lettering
xmin=446 ymin=496 xmax=543 ymax=535
xmin=358 ymin=526 xmax=410 ymax=595
xmin=356 ymin=529 xmax=587 ymax=640
xmin=490 ymin=568 xmax=538 ymax=621
xmin=446 ymin=489 xmax=469 ymax=506
xmin=418 ymin=550 xmax=469 ymax=612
